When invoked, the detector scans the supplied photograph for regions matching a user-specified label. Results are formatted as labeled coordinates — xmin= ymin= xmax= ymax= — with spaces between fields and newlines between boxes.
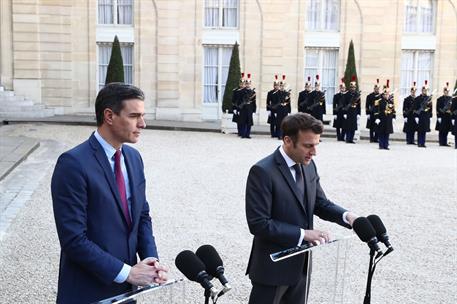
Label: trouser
xmin=418 ymin=132 xmax=426 ymax=146
xmin=369 ymin=128 xmax=378 ymax=142
xmin=345 ymin=130 xmax=355 ymax=143
xmin=455 ymin=135 xmax=457 ymax=149
xmin=237 ymin=122 xmax=242 ymax=136
xmin=378 ymin=133 xmax=390 ymax=149
xmin=336 ymin=128 xmax=345 ymax=141
xmin=270 ymin=114 xmax=278 ymax=137
xmin=406 ymin=131 xmax=415 ymax=144
xmin=241 ymin=124 xmax=252 ymax=138
xmin=438 ymin=131 xmax=449 ymax=145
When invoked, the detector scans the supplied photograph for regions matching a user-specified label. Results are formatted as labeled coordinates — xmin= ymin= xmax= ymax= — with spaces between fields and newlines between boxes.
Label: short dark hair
xmin=281 ymin=113 xmax=323 ymax=144
xmin=95 ymin=83 xmax=145 ymax=126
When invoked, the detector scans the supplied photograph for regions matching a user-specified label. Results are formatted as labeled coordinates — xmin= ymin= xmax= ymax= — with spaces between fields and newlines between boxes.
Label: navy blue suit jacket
xmin=245 ymin=148 xmax=351 ymax=286
xmin=51 ymin=134 xmax=158 ymax=303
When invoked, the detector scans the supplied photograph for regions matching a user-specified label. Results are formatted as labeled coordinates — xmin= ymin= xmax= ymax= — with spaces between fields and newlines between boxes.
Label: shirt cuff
xmin=114 ymin=263 xmax=132 ymax=283
xmin=298 ymin=228 xmax=305 ymax=246
xmin=342 ymin=211 xmax=350 ymax=225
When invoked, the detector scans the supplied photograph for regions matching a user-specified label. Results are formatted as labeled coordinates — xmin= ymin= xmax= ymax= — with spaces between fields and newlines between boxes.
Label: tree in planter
xmin=105 ymin=35 xmax=124 ymax=84
xmin=222 ymin=42 xmax=241 ymax=113
xmin=343 ymin=40 xmax=359 ymax=91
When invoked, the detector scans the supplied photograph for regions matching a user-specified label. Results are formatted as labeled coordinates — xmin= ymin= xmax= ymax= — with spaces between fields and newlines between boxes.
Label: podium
xmin=271 ymin=235 xmax=363 ymax=304
xmin=94 ymin=279 xmax=186 ymax=304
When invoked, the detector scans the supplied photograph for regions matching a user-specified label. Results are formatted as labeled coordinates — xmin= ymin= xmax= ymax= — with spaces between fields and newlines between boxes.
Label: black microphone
xmin=367 ymin=214 xmax=394 ymax=255
xmin=196 ymin=245 xmax=232 ymax=297
xmin=353 ymin=217 xmax=383 ymax=258
xmin=175 ymin=250 xmax=219 ymax=299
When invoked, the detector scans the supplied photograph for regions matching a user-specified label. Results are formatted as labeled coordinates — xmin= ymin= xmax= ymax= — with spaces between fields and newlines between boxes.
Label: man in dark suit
xmin=245 ymin=113 xmax=358 ymax=304
xmin=51 ymin=83 xmax=168 ymax=304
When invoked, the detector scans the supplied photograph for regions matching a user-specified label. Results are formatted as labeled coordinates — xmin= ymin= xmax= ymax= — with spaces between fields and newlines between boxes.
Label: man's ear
xmin=103 ymin=108 xmax=114 ymax=125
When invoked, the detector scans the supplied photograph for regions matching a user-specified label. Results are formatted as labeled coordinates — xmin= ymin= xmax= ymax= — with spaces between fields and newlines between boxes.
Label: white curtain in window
xmin=321 ymin=49 xmax=338 ymax=101
xmin=307 ymin=0 xmax=320 ymax=31
xmin=98 ymin=0 xmax=113 ymax=24
xmin=323 ymin=0 xmax=339 ymax=31
xmin=419 ymin=0 xmax=433 ymax=33
xmin=205 ymin=0 xmax=219 ymax=27
xmin=98 ymin=45 xmax=111 ymax=89
xmin=118 ymin=0 xmax=133 ymax=25
xmin=404 ymin=0 xmax=417 ymax=32
xmin=221 ymin=48 xmax=232 ymax=100
xmin=121 ymin=45 xmax=133 ymax=84
xmin=417 ymin=51 xmax=433 ymax=90
xmin=304 ymin=49 xmax=319 ymax=82
xmin=400 ymin=51 xmax=415 ymax=97
xmin=222 ymin=0 xmax=238 ymax=27
xmin=204 ymin=47 xmax=218 ymax=103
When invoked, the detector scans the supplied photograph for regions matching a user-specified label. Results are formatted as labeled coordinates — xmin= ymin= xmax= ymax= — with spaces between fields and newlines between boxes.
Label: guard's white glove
xmin=438 ymin=118 xmax=442 ymax=123
xmin=404 ymin=117 xmax=408 ymax=123
xmin=375 ymin=119 xmax=380 ymax=125
xmin=392 ymin=118 xmax=396 ymax=124
xmin=343 ymin=114 xmax=347 ymax=119
xmin=367 ymin=114 xmax=370 ymax=120
xmin=333 ymin=115 xmax=337 ymax=120
xmin=267 ymin=110 xmax=271 ymax=116
xmin=452 ymin=119 xmax=455 ymax=126
xmin=415 ymin=117 xmax=419 ymax=124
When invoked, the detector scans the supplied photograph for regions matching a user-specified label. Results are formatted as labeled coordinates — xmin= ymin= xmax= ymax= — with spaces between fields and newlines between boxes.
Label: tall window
xmin=98 ymin=43 xmax=133 ymax=90
xmin=400 ymin=50 xmax=433 ymax=97
xmin=98 ymin=0 xmax=133 ymax=25
xmin=204 ymin=0 xmax=239 ymax=28
xmin=307 ymin=0 xmax=340 ymax=31
xmin=203 ymin=46 xmax=232 ymax=104
xmin=304 ymin=48 xmax=339 ymax=103
xmin=404 ymin=0 xmax=434 ymax=33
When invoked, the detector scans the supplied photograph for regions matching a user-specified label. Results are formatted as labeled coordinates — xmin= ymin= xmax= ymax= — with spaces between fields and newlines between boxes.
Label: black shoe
xmin=440 ymin=144 xmax=451 ymax=147
xmin=418 ymin=144 xmax=426 ymax=148
xmin=245 ymin=136 xmax=251 ymax=139
xmin=346 ymin=141 xmax=356 ymax=144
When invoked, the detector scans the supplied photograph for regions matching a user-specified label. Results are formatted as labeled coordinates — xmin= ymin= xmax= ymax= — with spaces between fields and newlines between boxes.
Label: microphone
xmin=196 ymin=245 xmax=232 ymax=297
xmin=353 ymin=217 xmax=383 ymax=258
xmin=175 ymin=250 xmax=219 ymax=299
xmin=367 ymin=214 xmax=394 ymax=255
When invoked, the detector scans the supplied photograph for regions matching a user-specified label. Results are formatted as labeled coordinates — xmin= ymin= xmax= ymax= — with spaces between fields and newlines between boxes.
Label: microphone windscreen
xmin=196 ymin=245 xmax=223 ymax=276
xmin=367 ymin=214 xmax=387 ymax=236
xmin=175 ymin=250 xmax=206 ymax=282
xmin=353 ymin=217 xmax=376 ymax=242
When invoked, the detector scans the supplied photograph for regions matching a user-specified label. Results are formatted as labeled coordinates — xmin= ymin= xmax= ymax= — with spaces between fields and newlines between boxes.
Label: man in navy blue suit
xmin=52 ymin=83 xmax=168 ymax=304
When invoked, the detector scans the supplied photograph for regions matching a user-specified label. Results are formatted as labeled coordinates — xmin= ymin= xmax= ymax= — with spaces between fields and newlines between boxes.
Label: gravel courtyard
xmin=0 ymin=124 xmax=455 ymax=304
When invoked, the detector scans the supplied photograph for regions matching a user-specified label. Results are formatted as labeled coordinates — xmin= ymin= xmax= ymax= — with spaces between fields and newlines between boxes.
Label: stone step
xmin=0 ymin=108 xmax=55 ymax=118
xmin=0 ymin=91 xmax=15 ymax=97
xmin=0 ymin=98 xmax=35 ymax=107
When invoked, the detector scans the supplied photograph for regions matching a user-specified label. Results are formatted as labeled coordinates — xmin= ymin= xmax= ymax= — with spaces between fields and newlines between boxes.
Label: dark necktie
xmin=293 ymin=164 xmax=305 ymax=199
xmin=114 ymin=150 xmax=131 ymax=228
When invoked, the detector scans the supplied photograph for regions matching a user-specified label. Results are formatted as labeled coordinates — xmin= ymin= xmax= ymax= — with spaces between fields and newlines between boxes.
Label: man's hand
xmin=127 ymin=258 xmax=169 ymax=286
xmin=304 ymin=230 xmax=330 ymax=246
xmin=345 ymin=212 xmax=359 ymax=227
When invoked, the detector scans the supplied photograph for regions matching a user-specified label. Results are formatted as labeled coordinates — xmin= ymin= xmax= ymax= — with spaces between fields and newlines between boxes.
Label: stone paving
xmin=0 ymin=123 xmax=455 ymax=303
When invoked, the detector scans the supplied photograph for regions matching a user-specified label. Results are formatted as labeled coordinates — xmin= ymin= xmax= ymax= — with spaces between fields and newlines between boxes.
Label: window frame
xmin=306 ymin=0 xmax=340 ymax=32
xmin=97 ymin=42 xmax=135 ymax=91
xmin=97 ymin=0 xmax=134 ymax=26
xmin=400 ymin=49 xmax=434 ymax=97
xmin=202 ymin=45 xmax=232 ymax=105
xmin=203 ymin=0 xmax=239 ymax=29
xmin=404 ymin=0 xmax=436 ymax=34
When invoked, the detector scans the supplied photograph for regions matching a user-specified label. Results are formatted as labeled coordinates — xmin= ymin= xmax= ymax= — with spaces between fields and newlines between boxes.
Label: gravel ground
xmin=0 ymin=123 xmax=455 ymax=304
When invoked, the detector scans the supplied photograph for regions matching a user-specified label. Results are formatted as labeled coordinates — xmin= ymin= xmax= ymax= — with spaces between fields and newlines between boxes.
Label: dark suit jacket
xmin=51 ymin=134 xmax=158 ymax=304
xmin=245 ymin=148 xmax=350 ymax=286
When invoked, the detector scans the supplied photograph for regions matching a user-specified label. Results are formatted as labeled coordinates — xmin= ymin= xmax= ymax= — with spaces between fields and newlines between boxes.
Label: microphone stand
xmin=204 ymin=289 xmax=210 ymax=304
xmin=363 ymin=249 xmax=375 ymax=304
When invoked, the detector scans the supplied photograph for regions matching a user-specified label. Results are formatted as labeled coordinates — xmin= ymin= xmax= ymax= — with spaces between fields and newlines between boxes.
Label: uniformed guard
xmin=232 ymin=72 xmax=246 ymax=136
xmin=402 ymin=81 xmax=418 ymax=144
xmin=450 ymin=94 xmax=457 ymax=149
xmin=276 ymin=74 xmax=291 ymax=139
xmin=238 ymin=73 xmax=256 ymax=138
xmin=266 ymin=75 xmax=280 ymax=137
xmin=374 ymin=80 xmax=396 ymax=150
xmin=308 ymin=75 xmax=326 ymax=122
xmin=435 ymin=82 xmax=453 ymax=146
xmin=332 ymin=78 xmax=347 ymax=141
xmin=297 ymin=76 xmax=312 ymax=114
xmin=342 ymin=76 xmax=361 ymax=143
xmin=365 ymin=79 xmax=381 ymax=142
xmin=413 ymin=80 xmax=433 ymax=148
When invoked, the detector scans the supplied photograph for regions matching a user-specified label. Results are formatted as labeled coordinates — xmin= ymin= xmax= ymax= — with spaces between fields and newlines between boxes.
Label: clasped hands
xmin=127 ymin=257 xmax=169 ymax=287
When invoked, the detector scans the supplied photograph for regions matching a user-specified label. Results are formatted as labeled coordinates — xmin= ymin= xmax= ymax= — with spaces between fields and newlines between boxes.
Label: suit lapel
xmin=90 ymin=135 xmax=130 ymax=228
xmin=274 ymin=150 xmax=307 ymax=215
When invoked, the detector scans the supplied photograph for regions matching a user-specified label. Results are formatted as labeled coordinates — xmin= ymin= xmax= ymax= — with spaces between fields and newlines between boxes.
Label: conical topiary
xmin=105 ymin=35 xmax=124 ymax=84
xmin=222 ymin=42 xmax=241 ymax=113
xmin=343 ymin=40 xmax=359 ymax=91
